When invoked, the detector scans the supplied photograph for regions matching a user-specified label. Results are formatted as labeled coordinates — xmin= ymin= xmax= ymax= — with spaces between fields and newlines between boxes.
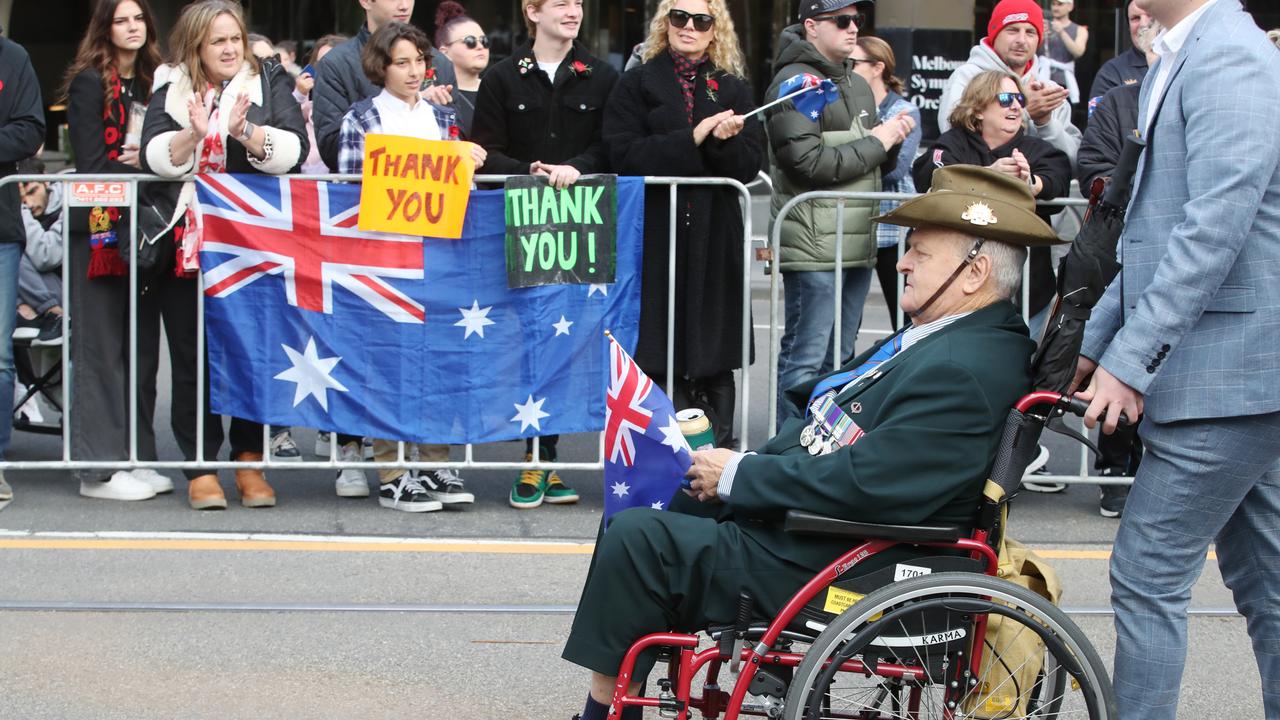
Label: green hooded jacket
xmin=765 ymin=25 xmax=889 ymax=272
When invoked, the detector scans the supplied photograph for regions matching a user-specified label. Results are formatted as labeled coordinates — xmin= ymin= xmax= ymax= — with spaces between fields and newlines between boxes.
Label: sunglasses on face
xmin=668 ymin=8 xmax=715 ymax=32
xmin=996 ymin=92 xmax=1026 ymax=108
xmin=447 ymin=34 xmax=490 ymax=49
xmin=814 ymin=12 xmax=865 ymax=31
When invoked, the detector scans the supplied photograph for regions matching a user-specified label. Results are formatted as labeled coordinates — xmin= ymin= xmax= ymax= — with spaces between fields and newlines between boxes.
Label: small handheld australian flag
xmin=602 ymin=334 xmax=691 ymax=524
xmin=778 ymin=73 xmax=840 ymax=122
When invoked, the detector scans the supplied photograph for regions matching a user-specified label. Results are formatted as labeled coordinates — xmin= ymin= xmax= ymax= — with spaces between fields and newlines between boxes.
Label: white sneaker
xmin=314 ymin=431 xmax=332 ymax=457
xmin=130 ymin=468 xmax=174 ymax=494
xmin=1021 ymin=445 xmax=1067 ymax=493
xmin=80 ymin=471 xmax=157 ymax=501
xmin=334 ymin=442 xmax=369 ymax=497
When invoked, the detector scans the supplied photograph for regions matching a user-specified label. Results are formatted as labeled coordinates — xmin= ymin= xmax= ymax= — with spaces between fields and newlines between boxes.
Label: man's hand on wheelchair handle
xmin=1075 ymin=363 xmax=1143 ymax=436
xmin=686 ymin=448 xmax=735 ymax=503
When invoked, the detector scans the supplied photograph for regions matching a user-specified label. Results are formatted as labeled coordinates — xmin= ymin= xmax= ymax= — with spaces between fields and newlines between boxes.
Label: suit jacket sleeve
xmin=1075 ymin=90 xmax=1122 ymax=190
xmin=1098 ymin=43 xmax=1280 ymax=394
xmin=67 ymin=71 xmax=136 ymax=175
xmin=0 ymin=45 xmax=45 ymax=163
xmin=472 ymin=69 xmax=530 ymax=175
xmin=729 ymin=361 xmax=998 ymax=525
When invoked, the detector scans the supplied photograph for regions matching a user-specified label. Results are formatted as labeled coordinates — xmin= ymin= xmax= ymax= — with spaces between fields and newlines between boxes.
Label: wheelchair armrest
xmin=783 ymin=510 xmax=964 ymax=543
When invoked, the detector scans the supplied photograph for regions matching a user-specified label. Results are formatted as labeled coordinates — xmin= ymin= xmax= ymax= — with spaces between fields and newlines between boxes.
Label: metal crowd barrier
xmin=0 ymin=172 xmax=754 ymax=473
xmin=768 ymin=189 xmax=1128 ymax=488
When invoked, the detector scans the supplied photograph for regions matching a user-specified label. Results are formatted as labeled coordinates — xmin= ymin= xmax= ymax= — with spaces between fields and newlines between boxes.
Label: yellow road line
xmin=0 ymin=538 xmax=1218 ymax=561
xmin=0 ymin=538 xmax=595 ymax=554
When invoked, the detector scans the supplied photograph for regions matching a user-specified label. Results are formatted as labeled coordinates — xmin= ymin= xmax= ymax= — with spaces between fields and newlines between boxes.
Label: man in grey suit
xmin=1074 ymin=0 xmax=1280 ymax=716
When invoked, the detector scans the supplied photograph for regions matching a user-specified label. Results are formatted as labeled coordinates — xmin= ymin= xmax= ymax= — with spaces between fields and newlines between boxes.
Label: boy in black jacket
xmin=0 ymin=34 xmax=47 ymax=503
xmin=471 ymin=0 xmax=618 ymax=509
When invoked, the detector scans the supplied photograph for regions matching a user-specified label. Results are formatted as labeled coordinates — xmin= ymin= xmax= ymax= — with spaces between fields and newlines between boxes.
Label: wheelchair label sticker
xmin=870 ymin=628 xmax=967 ymax=648
xmin=893 ymin=563 xmax=932 ymax=582
xmin=822 ymin=587 xmax=863 ymax=615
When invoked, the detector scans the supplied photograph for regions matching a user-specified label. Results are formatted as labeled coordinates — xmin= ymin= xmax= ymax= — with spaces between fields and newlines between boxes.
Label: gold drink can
xmin=676 ymin=408 xmax=715 ymax=451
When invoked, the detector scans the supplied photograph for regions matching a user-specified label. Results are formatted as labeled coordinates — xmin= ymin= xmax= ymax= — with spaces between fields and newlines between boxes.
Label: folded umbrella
xmin=1031 ymin=136 xmax=1145 ymax=393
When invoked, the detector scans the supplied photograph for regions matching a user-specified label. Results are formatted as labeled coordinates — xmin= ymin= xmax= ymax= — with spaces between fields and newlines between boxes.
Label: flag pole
xmin=741 ymin=84 xmax=821 ymax=120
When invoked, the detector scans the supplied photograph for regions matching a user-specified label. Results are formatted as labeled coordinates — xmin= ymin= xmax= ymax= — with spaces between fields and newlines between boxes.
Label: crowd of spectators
xmin=0 ymin=0 xmax=1275 ymax=526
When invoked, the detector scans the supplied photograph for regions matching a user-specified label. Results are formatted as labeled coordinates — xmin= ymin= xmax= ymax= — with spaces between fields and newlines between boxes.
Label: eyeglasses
xmin=814 ymin=12 xmax=865 ymax=31
xmin=996 ymin=92 xmax=1026 ymax=108
xmin=446 ymin=34 xmax=489 ymax=49
xmin=667 ymin=9 xmax=715 ymax=32
xmin=849 ymin=57 xmax=877 ymax=65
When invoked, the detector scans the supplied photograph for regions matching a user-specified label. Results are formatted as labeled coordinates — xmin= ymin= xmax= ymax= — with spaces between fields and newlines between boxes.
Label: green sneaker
xmin=543 ymin=469 xmax=579 ymax=505
xmin=510 ymin=454 xmax=546 ymax=509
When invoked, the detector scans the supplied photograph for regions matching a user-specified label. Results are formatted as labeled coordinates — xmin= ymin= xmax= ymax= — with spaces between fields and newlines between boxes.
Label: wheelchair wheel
xmin=783 ymin=572 xmax=1115 ymax=720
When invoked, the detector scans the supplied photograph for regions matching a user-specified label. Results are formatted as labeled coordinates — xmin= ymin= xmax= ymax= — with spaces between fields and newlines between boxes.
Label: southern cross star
xmin=455 ymin=300 xmax=496 ymax=339
xmin=587 ymin=283 xmax=609 ymax=297
xmin=553 ymin=315 xmax=574 ymax=336
xmin=658 ymin=415 xmax=692 ymax=454
xmin=274 ymin=337 xmax=349 ymax=411
xmin=611 ymin=481 xmax=630 ymax=498
xmin=511 ymin=395 xmax=551 ymax=432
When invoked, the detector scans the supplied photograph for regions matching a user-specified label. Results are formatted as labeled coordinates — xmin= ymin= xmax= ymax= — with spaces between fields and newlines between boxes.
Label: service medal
xmin=800 ymin=424 xmax=815 ymax=447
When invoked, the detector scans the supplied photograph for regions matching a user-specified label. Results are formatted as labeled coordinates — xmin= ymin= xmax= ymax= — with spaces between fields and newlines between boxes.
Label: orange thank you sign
xmin=357 ymin=134 xmax=475 ymax=239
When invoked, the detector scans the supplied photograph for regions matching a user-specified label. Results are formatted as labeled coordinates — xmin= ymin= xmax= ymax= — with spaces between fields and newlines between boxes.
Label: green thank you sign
xmin=504 ymin=175 xmax=617 ymax=288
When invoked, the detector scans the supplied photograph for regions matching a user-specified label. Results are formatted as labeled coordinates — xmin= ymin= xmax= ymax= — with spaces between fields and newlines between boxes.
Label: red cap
xmin=986 ymin=0 xmax=1045 ymax=48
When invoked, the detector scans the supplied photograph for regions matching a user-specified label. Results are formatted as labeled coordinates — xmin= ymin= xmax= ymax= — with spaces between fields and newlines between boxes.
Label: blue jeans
xmin=776 ymin=268 xmax=874 ymax=427
xmin=0 ymin=243 xmax=22 ymax=461
xmin=1111 ymin=412 xmax=1280 ymax=719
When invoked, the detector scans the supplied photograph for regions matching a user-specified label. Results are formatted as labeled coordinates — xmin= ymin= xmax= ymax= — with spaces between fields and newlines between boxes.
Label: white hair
xmin=951 ymin=235 xmax=1026 ymax=300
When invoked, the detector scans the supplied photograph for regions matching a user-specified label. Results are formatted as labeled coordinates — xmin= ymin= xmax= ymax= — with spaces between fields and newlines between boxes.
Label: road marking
xmin=0 ymin=600 xmax=1241 ymax=618
xmin=0 ymin=531 xmax=1217 ymax=560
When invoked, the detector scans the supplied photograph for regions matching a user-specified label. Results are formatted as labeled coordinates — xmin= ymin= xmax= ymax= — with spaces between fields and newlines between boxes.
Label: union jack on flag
xmin=196 ymin=174 xmax=426 ymax=324
xmin=603 ymin=334 xmax=692 ymax=523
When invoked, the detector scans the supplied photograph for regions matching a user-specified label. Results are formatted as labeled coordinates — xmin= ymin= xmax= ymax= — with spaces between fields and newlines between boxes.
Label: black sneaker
xmin=1098 ymin=468 xmax=1130 ymax=518
xmin=32 ymin=313 xmax=63 ymax=346
xmin=378 ymin=472 xmax=442 ymax=512
xmin=418 ymin=468 xmax=475 ymax=505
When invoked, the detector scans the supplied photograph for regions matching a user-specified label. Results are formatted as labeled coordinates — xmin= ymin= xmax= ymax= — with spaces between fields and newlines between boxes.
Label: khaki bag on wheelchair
xmin=964 ymin=482 xmax=1064 ymax=718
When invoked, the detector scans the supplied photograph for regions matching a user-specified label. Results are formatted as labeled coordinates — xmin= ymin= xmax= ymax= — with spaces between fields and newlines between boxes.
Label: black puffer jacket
xmin=1077 ymin=82 xmax=1141 ymax=191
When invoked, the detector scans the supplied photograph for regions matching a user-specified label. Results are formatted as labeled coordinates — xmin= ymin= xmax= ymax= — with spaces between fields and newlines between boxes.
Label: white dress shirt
xmin=372 ymin=89 xmax=443 ymax=141
xmin=1144 ymin=0 xmax=1220 ymax=136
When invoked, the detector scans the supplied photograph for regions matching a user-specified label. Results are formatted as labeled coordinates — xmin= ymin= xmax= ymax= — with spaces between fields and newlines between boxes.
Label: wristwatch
xmin=239 ymin=121 xmax=256 ymax=142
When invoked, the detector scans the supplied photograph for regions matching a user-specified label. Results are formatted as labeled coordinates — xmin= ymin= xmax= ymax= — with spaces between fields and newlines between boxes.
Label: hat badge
xmin=962 ymin=201 xmax=998 ymax=226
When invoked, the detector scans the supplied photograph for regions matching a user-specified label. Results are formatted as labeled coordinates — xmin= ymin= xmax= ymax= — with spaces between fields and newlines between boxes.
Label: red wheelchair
xmin=607 ymin=391 xmax=1117 ymax=719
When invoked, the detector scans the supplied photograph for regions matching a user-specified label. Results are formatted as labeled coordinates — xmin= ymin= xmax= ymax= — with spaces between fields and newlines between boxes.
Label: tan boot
xmin=188 ymin=474 xmax=227 ymax=510
xmin=234 ymin=451 xmax=276 ymax=508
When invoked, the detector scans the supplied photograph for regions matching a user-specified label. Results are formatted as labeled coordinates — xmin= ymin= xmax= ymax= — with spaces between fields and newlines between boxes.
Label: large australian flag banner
xmin=195 ymin=174 xmax=643 ymax=444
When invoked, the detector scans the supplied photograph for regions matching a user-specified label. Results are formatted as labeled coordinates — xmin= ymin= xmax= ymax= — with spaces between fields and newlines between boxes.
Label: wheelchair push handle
xmin=1016 ymin=391 xmax=1131 ymax=426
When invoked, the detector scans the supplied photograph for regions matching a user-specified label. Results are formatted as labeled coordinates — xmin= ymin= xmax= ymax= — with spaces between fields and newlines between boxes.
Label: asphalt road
xmin=0 ymin=241 xmax=1266 ymax=719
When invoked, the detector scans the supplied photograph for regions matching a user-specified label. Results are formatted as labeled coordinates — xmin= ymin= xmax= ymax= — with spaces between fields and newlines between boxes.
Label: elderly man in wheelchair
xmin=563 ymin=166 xmax=1116 ymax=720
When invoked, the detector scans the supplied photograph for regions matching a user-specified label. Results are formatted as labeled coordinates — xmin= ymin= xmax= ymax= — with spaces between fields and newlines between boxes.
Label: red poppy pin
xmin=0 ymin=80 xmax=5 ymax=93
xmin=705 ymin=73 xmax=720 ymax=102
xmin=424 ymin=68 xmax=436 ymax=82
xmin=448 ymin=125 xmax=460 ymax=139
xmin=570 ymin=60 xmax=592 ymax=77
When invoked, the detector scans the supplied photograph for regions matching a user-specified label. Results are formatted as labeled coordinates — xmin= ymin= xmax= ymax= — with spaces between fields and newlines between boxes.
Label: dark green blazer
xmin=729 ymin=300 xmax=1034 ymax=570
